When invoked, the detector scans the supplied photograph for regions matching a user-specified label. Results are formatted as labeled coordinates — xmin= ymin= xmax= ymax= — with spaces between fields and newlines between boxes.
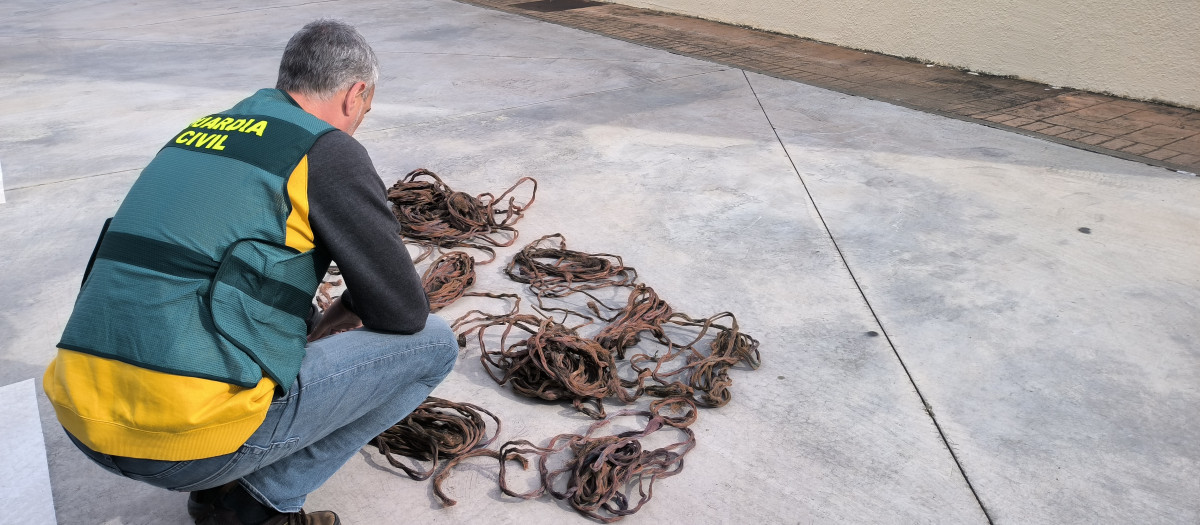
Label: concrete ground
xmin=1 ymin=1 xmax=1197 ymax=524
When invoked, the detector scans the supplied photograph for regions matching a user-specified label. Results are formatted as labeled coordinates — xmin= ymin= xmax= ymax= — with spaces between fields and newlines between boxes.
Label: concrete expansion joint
xmin=742 ymin=68 xmax=996 ymax=524
xmin=4 ymin=169 xmax=141 ymax=194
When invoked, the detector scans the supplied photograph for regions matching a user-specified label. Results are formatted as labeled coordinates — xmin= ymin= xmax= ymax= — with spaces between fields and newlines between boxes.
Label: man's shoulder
xmin=306 ymin=130 xmax=378 ymax=191
xmin=310 ymin=129 xmax=366 ymax=158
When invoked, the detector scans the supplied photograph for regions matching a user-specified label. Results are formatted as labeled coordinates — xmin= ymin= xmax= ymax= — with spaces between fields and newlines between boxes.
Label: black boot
xmin=190 ymin=482 xmax=340 ymax=525
xmin=187 ymin=481 xmax=239 ymax=523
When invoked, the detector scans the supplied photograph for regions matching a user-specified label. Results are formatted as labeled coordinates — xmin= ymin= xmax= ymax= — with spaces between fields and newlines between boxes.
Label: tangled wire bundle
xmin=433 ymin=397 xmax=698 ymax=523
xmin=589 ymin=288 xmax=761 ymax=408
xmin=372 ymin=397 xmax=501 ymax=481
xmin=457 ymin=312 xmax=632 ymax=419
xmin=388 ymin=169 xmax=537 ymax=264
xmin=592 ymin=284 xmax=673 ymax=360
xmin=422 ymin=252 xmax=476 ymax=312
xmin=506 ymin=234 xmax=636 ymax=300
xmin=634 ymin=311 xmax=762 ymax=408
xmin=452 ymin=235 xmax=763 ymax=414
xmin=586 ymin=283 xmax=761 ymax=407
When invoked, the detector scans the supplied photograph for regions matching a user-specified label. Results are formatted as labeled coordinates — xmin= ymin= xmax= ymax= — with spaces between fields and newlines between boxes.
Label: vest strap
xmin=97 ymin=232 xmax=311 ymax=320
xmin=98 ymin=231 xmax=217 ymax=279
xmin=215 ymin=257 xmax=313 ymax=320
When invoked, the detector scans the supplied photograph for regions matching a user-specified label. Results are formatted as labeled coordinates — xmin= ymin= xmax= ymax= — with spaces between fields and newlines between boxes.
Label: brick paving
xmin=457 ymin=0 xmax=1200 ymax=174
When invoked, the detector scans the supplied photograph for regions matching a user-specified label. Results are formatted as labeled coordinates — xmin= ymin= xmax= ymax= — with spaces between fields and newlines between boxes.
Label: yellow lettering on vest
xmin=176 ymin=131 xmax=196 ymax=144
xmin=216 ymin=117 xmax=235 ymax=130
xmin=187 ymin=132 xmax=206 ymax=146
xmin=196 ymin=134 xmax=219 ymax=148
xmin=190 ymin=116 xmax=211 ymax=128
xmin=244 ymin=120 xmax=268 ymax=137
xmin=205 ymin=118 xmax=225 ymax=130
xmin=227 ymin=118 xmax=248 ymax=132
xmin=236 ymin=119 xmax=254 ymax=132
xmin=209 ymin=134 xmax=228 ymax=151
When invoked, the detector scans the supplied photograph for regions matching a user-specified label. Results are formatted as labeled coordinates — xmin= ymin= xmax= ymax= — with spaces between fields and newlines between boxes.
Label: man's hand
xmin=307 ymin=296 xmax=364 ymax=342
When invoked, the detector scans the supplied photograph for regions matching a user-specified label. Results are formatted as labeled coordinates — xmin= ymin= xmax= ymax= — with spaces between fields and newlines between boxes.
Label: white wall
xmin=611 ymin=0 xmax=1200 ymax=109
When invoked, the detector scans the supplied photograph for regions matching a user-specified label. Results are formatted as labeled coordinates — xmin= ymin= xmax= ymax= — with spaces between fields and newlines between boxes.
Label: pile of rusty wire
xmin=388 ymin=168 xmax=537 ymax=264
xmin=505 ymin=234 xmax=636 ymax=300
xmin=455 ymin=234 xmax=761 ymax=416
xmin=367 ymin=170 xmax=761 ymax=522
xmin=455 ymin=308 xmax=635 ymax=419
xmin=592 ymin=284 xmax=673 ymax=359
xmin=631 ymin=310 xmax=761 ymax=408
xmin=372 ymin=397 xmax=501 ymax=481
xmin=422 ymin=251 xmax=476 ymax=312
xmin=432 ymin=397 xmax=698 ymax=523
xmin=314 ymin=252 xmax=480 ymax=315
xmin=455 ymin=304 xmax=759 ymax=417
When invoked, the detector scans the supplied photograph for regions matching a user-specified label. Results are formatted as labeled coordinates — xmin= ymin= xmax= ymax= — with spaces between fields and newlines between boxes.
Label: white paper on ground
xmin=0 ymin=379 xmax=58 ymax=524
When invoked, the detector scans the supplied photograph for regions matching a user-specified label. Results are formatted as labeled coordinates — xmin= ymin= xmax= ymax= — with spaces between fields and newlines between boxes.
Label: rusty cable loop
xmin=388 ymin=168 xmax=537 ymax=264
xmin=422 ymin=251 xmax=476 ymax=312
xmin=588 ymin=284 xmax=761 ymax=407
xmin=505 ymin=233 xmax=636 ymax=303
xmin=633 ymin=311 xmax=762 ymax=408
xmin=372 ymin=396 xmax=501 ymax=481
xmin=455 ymin=311 xmax=633 ymax=419
xmin=433 ymin=397 xmax=697 ymax=523
xmin=592 ymin=284 xmax=673 ymax=360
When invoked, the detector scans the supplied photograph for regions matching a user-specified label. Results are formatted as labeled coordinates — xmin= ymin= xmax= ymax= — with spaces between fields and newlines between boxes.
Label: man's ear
xmin=342 ymin=82 xmax=368 ymax=117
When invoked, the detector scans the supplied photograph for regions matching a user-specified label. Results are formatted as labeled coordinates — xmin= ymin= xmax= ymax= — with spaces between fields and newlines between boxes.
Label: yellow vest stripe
xmin=285 ymin=156 xmax=315 ymax=253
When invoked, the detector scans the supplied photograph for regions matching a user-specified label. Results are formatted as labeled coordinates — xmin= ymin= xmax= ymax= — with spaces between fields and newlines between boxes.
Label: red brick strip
xmin=455 ymin=0 xmax=1200 ymax=174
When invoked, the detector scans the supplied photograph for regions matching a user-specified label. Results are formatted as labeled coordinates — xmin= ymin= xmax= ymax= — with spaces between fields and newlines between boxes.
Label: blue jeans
xmin=67 ymin=314 xmax=457 ymax=512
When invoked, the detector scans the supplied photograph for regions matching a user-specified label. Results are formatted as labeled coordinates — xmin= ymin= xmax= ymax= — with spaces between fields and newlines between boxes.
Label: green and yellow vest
xmin=45 ymin=89 xmax=334 ymax=460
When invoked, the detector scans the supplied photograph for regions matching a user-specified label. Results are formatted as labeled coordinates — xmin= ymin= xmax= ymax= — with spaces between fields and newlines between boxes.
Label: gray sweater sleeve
xmin=306 ymin=130 xmax=430 ymax=333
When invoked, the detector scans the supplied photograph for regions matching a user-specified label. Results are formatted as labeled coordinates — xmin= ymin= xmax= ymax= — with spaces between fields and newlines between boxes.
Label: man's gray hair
xmin=276 ymin=19 xmax=379 ymax=99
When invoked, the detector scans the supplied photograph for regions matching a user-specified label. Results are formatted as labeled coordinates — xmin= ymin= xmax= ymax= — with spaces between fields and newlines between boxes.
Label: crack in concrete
xmin=6 ymin=168 xmax=139 ymax=193
xmin=740 ymin=68 xmax=997 ymax=525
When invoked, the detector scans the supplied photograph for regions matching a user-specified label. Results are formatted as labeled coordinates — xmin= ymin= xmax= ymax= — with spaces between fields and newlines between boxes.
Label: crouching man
xmin=43 ymin=19 xmax=456 ymax=525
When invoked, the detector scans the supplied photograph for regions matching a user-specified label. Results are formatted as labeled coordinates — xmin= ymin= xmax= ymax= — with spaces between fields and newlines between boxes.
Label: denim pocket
xmin=241 ymin=436 xmax=300 ymax=472
xmin=112 ymin=456 xmax=194 ymax=483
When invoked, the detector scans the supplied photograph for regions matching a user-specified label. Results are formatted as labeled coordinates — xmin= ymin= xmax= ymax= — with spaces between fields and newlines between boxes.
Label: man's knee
xmin=421 ymin=314 xmax=458 ymax=380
